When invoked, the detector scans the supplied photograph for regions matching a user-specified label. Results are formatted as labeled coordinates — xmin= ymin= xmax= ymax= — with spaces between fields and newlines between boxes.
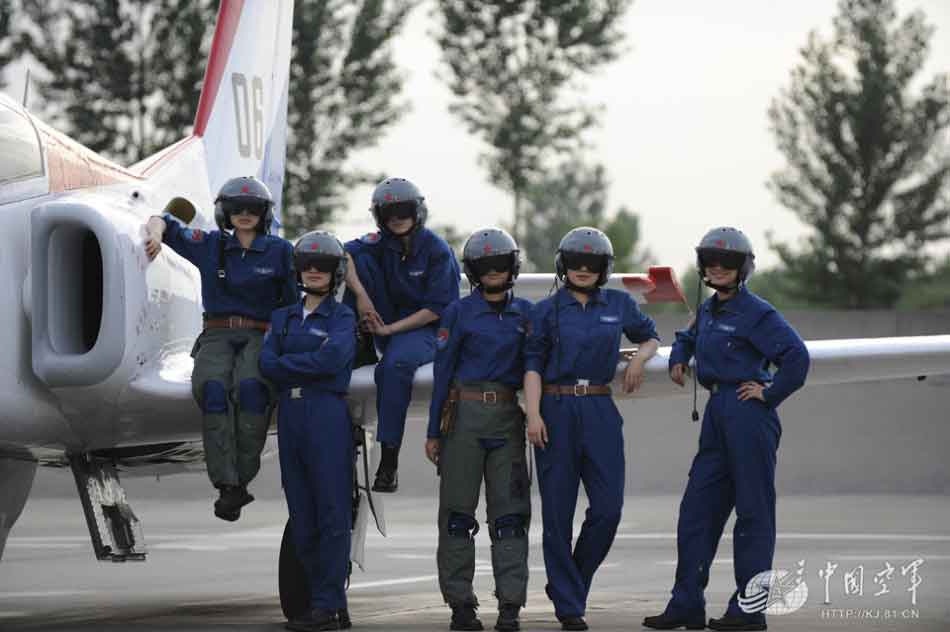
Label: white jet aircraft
xmin=1 ymin=0 xmax=949 ymax=620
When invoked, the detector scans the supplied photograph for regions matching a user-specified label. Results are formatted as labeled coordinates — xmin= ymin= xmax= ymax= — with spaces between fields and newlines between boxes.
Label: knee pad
xmin=492 ymin=514 xmax=527 ymax=540
xmin=202 ymin=381 xmax=228 ymax=414
xmin=238 ymin=379 xmax=269 ymax=414
xmin=446 ymin=512 xmax=479 ymax=539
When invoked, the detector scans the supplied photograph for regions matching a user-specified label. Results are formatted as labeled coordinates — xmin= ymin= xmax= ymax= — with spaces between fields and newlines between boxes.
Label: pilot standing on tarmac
xmin=260 ymin=231 xmax=356 ymax=632
xmin=426 ymin=228 xmax=532 ymax=632
xmin=144 ymin=177 xmax=295 ymax=521
xmin=643 ymin=227 xmax=809 ymax=632
xmin=343 ymin=177 xmax=461 ymax=493
xmin=524 ymin=227 xmax=660 ymax=632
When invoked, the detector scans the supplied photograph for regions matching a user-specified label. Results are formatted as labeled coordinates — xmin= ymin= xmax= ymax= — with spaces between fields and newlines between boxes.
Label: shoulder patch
xmin=436 ymin=327 xmax=450 ymax=349
xmin=361 ymin=232 xmax=382 ymax=244
xmin=190 ymin=229 xmax=204 ymax=242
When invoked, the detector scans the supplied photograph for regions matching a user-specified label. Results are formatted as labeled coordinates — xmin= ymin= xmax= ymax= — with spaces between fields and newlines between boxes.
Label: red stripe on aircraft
xmin=641 ymin=266 xmax=687 ymax=304
xmin=193 ymin=0 xmax=245 ymax=136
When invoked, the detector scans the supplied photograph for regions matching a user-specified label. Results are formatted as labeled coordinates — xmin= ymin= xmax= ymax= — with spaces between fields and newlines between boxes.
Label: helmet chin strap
xmin=564 ymin=279 xmax=599 ymax=295
xmin=301 ymin=284 xmax=332 ymax=296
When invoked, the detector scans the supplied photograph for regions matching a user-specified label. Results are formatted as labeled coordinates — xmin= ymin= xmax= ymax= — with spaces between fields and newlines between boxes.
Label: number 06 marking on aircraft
xmin=231 ymin=72 xmax=264 ymax=159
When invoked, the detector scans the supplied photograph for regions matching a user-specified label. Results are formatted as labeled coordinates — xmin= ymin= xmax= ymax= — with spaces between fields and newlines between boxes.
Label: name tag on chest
xmin=599 ymin=315 xmax=620 ymax=324
xmin=715 ymin=323 xmax=736 ymax=332
xmin=408 ymin=269 xmax=425 ymax=277
xmin=308 ymin=328 xmax=328 ymax=337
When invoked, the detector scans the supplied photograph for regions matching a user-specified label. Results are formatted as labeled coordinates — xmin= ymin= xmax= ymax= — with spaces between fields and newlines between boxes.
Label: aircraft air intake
xmin=31 ymin=201 xmax=126 ymax=387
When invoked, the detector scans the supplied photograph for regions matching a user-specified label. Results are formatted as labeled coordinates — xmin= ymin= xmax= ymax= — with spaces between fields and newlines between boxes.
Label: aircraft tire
xmin=279 ymin=518 xmax=310 ymax=620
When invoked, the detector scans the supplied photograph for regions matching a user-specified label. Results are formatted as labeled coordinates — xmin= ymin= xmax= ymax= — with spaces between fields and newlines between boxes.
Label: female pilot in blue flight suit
xmin=425 ymin=228 xmax=532 ymax=632
xmin=524 ymin=227 xmax=660 ymax=631
xmin=260 ymin=230 xmax=356 ymax=632
xmin=643 ymin=227 xmax=809 ymax=632
xmin=145 ymin=176 xmax=295 ymax=522
xmin=342 ymin=177 xmax=460 ymax=493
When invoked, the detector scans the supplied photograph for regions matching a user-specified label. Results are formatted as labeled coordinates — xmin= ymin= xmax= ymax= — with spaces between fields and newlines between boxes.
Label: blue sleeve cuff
xmin=523 ymin=358 xmax=544 ymax=375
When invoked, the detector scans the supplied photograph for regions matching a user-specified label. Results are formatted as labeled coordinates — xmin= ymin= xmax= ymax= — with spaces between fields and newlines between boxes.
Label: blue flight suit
xmin=664 ymin=286 xmax=809 ymax=623
xmin=161 ymin=214 xmax=297 ymax=321
xmin=524 ymin=287 xmax=659 ymax=619
xmin=160 ymin=214 xmax=296 ymax=488
xmin=344 ymin=228 xmax=460 ymax=447
xmin=260 ymin=296 xmax=357 ymax=613
xmin=427 ymin=290 xmax=534 ymax=607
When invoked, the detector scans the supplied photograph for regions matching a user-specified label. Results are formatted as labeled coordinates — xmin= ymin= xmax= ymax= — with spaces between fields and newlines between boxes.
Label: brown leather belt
xmin=543 ymin=384 xmax=612 ymax=396
xmin=449 ymin=387 xmax=517 ymax=404
xmin=203 ymin=315 xmax=270 ymax=332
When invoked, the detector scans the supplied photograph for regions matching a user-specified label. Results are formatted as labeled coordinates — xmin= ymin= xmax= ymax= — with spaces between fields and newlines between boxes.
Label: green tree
xmin=768 ymin=0 xmax=950 ymax=308
xmin=21 ymin=1 xmax=142 ymax=161
xmin=0 ymin=0 xmax=15 ymax=90
xmin=282 ymin=0 xmax=413 ymax=237
xmin=435 ymin=0 xmax=632 ymax=243
xmin=897 ymin=255 xmax=950 ymax=309
xmin=519 ymin=158 xmax=652 ymax=273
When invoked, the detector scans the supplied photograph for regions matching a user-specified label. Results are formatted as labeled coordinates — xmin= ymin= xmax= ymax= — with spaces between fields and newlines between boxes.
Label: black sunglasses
xmin=379 ymin=202 xmax=417 ymax=221
xmin=470 ymin=254 xmax=514 ymax=277
xmin=562 ymin=252 xmax=607 ymax=274
xmin=699 ymin=251 xmax=745 ymax=271
xmin=295 ymin=254 xmax=340 ymax=273
xmin=226 ymin=202 xmax=267 ymax=217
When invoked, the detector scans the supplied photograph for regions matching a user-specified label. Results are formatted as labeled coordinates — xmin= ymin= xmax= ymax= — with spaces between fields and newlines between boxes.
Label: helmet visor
xmin=295 ymin=253 xmax=340 ymax=273
xmin=699 ymin=249 xmax=745 ymax=271
xmin=562 ymin=252 xmax=607 ymax=274
xmin=469 ymin=254 xmax=514 ymax=277
xmin=224 ymin=200 xmax=268 ymax=217
xmin=378 ymin=201 xmax=417 ymax=222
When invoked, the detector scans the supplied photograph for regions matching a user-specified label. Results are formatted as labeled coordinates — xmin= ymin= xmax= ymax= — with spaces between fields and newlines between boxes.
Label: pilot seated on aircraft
xmin=260 ymin=231 xmax=356 ymax=632
xmin=342 ymin=177 xmax=461 ymax=494
xmin=643 ymin=227 xmax=809 ymax=632
xmin=425 ymin=228 xmax=532 ymax=632
xmin=524 ymin=227 xmax=660 ymax=632
xmin=144 ymin=176 xmax=296 ymax=522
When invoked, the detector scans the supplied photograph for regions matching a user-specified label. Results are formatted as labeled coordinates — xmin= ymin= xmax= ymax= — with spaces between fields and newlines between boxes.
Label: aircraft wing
xmin=126 ymin=335 xmax=950 ymax=440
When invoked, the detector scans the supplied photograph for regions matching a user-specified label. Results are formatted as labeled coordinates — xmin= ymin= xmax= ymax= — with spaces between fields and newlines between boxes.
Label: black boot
xmin=214 ymin=486 xmax=254 ymax=521
xmin=643 ymin=610 xmax=706 ymax=630
xmin=495 ymin=603 xmax=520 ymax=631
xmin=450 ymin=603 xmax=484 ymax=631
xmin=707 ymin=614 xmax=766 ymax=631
xmin=337 ymin=608 xmax=351 ymax=629
xmin=372 ymin=445 xmax=399 ymax=493
xmin=557 ymin=615 xmax=588 ymax=631
xmin=285 ymin=607 xmax=339 ymax=631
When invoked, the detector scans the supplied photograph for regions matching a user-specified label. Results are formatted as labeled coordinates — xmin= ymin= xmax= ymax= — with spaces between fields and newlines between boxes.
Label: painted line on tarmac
xmin=0 ymin=590 xmax=96 ymax=599
xmin=615 ymin=532 xmax=950 ymax=542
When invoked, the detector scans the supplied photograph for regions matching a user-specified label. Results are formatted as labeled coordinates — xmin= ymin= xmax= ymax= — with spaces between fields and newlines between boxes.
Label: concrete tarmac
xmin=1 ymin=493 xmax=948 ymax=631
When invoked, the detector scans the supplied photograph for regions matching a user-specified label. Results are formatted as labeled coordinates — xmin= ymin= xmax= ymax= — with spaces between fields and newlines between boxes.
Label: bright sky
xmin=337 ymin=0 xmax=950 ymax=273
xmin=4 ymin=1 xmax=949 ymax=274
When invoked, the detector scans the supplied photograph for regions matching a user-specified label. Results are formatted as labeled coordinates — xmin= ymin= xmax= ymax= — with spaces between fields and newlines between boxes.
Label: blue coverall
xmin=161 ymin=213 xmax=296 ymax=321
xmin=161 ymin=214 xmax=295 ymax=488
xmin=524 ymin=287 xmax=660 ymax=619
xmin=344 ymin=228 xmax=460 ymax=447
xmin=260 ymin=297 xmax=357 ymax=612
xmin=664 ymin=286 xmax=809 ymax=623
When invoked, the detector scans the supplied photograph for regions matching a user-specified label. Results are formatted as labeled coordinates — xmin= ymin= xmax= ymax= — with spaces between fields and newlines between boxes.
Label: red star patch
xmin=190 ymin=229 xmax=202 ymax=241
xmin=715 ymin=239 xmax=726 ymax=248
xmin=241 ymin=185 xmax=250 ymax=193
xmin=484 ymin=244 xmax=493 ymax=253
xmin=583 ymin=244 xmax=593 ymax=252
xmin=310 ymin=243 xmax=320 ymax=251
xmin=384 ymin=193 xmax=393 ymax=202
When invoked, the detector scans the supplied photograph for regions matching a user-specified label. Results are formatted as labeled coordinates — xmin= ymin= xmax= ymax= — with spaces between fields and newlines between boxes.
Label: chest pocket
xmin=281 ymin=320 xmax=329 ymax=353
xmin=595 ymin=313 xmax=623 ymax=346
xmin=225 ymin=250 xmax=283 ymax=303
